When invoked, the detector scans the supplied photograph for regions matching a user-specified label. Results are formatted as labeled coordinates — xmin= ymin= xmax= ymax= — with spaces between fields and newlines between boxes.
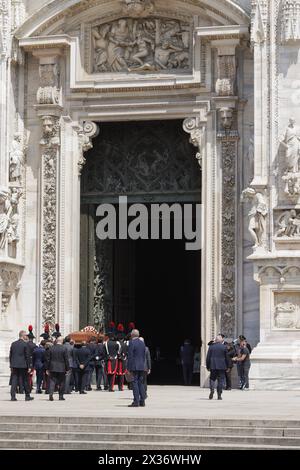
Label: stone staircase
xmin=0 ymin=416 xmax=300 ymax=449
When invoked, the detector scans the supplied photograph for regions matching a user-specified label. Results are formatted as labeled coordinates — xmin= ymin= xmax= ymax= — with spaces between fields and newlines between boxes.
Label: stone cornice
xmin=196 ymin=24 xmax=249 ymax=40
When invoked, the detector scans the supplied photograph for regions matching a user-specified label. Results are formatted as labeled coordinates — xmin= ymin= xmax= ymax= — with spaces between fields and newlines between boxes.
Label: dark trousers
xmin=107 ymin=373 xmax=116 ymax=391
xmin=49 ymin=372 xmax=66 ymax=397
xmin=64 ymin=369 xmax=73 ymax=393
xmin=72 ymin=368 xmax=79 ymax=391
xmin=11 ymin=368 xmax=30 ymax=398
xmin=78 ymin=368 xmax=89 ymax=392
xmin=36 ymin=368 xmax=44 ymax=392
xmin=87 ymin=365 xmax=95 ymax=389
xmin=238 ymin=363 xmax=251 ymax=389
xmin=132 ymin=371 xmax=146 ymax=405
xmin=95 ymin=365 xmax=107 ymax=389
xmin=209 ymin=369 xmax=225 ymax=394
xmin=143 ymin=372 xmax=148 ymax=393
xmin=182 ymin=363 xmax=193 ymax=385
xmin=225 ymin=368 xmax=232 ymax=389
xmin=117 ymin=374 xmax=125 ymax=391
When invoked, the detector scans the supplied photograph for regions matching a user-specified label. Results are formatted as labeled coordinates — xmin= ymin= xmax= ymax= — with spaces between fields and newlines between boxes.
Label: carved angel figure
xmin=241 ymin=187 xmax=268 ymax=248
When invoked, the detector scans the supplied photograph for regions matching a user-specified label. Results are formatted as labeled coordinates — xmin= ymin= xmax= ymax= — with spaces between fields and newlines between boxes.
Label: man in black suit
xmin=45 ymin=336 xmax=69 ymax=401
xmin=74 ymin=341 xmax=92 ymax=394
xmin=206 ymin=334 xmax=229 ymax=400
xmin=127 ymin=329 xmax=146 ymax=407
xmin=9 ymin=330 xmax=34 ymax=401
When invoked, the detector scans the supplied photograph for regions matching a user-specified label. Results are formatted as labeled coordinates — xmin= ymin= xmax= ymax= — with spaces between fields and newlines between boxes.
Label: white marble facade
xmin=0 ymin=0 xmax=300 ymax=389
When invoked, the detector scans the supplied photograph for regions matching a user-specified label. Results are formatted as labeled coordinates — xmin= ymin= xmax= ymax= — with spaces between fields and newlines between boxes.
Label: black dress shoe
xmin=25 ymin=396 xmax=34 ymax=401
xmin=49 ymin=395 xmax=54 ymax=401
xmin=139 ymin=401 xmax=145 ymax=407
xmin=79 ymin=391 xmax=87 ymax=394
xmin=59 ymin=397 xmax=65 ymax=401
xmin=87 ymin=386 xmax=92 ymax=391
xmin=96 ymin=387 xmax=102 ymax=391
xmin=11 ymin=397 xmax=17 ymax=401
xmin=128 ymin=403 xmax=139 ymax=407
xmin=36 ymin=390 xmax=42 ymax=394
xmin=209 ymin=390 xmax=214 ymax=400
xmin=217 ymin=395 xmax=222 ymax=400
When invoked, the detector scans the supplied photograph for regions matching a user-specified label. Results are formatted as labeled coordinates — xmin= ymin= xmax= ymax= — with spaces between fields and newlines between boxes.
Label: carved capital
xmin=183 ymin=117 xmax=205 ymax=168
xmin=40 ymin=115 xmax=60 ymax=148
xmin=0 ymin=262 xmax=23 ymax=318
xmin=33 ymin=53 xmax=62 ymax=105
xmin=77 ymin=121 xmax=99 ymax=175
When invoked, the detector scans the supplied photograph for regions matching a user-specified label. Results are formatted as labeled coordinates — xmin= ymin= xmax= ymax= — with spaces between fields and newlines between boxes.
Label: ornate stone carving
xmin=241 ymin=187 xmax=268 ymax=250
xmin=183 ymin=117 xmax=204 ymax=168
xmin=94 ymin=238 xmax=113 ymax=330
xmin=219 ymin=131 xmax=238 ymax=337
xmin=0 ymin=187 xmax=22 ymax=251
xmin=40 ymin=115 xmax=60 ymax=328
xmin=0 ymin=1 xmax=11 ymax=58
xmin=275 ymin=209 xmax=300 ymax=238
xmin=280 ymin=118 xmax=300 ymax=198
xmin=77 ymin=121 xmax=99 ymax=175
xmin=281 ymin=0 xmax=300 ymax=44
xmin=11 ymin=0 xmax=25 ymax=31
xmin=92 ymin=17 xmax=190 ymax=73
xmin=274 ymin=293 xmax=300 ymax=329
xmin=216 ymin=56 xmax=236 ymax=96
xmin=37 ymin=63 xmax=60 ymax=105
xmin=219 ymin=107 xmax=234 ymax=130
xmin=251 ymin=0 xmax=268 ymax=44
xmin=82 ymin=121 xmax=201 ymax=196
xmin=0 ymin=263 xmax=22 ymax=321
xmin=9 ymin=132 xmax=26 ymax=184
xmin=121 ymin=0 xmax=154 ymax=17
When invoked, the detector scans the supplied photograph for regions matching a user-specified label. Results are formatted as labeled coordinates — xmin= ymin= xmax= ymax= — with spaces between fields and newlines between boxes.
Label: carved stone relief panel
xmin=274 ymin=292 xmax=300 ymax=329
xmin=91 ymin=17 xmax=191 ymax=73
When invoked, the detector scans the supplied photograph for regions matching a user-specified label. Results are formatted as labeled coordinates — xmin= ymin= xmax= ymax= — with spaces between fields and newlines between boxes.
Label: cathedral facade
xmin=1 ymin=0 xmax=300 ymax=389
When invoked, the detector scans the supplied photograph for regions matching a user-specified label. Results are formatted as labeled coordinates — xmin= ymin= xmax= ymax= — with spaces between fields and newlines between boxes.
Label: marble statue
xmin=9 ymin=133 xmax=25 ymax=184
xmin=281 ymin=118 xmax=300 ymax=173
xmin=241 ymin=187 xmax=268 ymax=248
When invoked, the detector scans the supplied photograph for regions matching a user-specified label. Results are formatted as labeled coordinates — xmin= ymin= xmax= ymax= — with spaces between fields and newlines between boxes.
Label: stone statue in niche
xmin=275 ymin=209 xmax=300 ymax=237
xmin=92 ymin=17 xmax=190 ymax=73
xmin=280 ymin=118 xmax=300 ymax=197
xmin=9 ymin=132 xmax=26 ymax=184
xmin=241 ymin=187 xmax=268 ymax=249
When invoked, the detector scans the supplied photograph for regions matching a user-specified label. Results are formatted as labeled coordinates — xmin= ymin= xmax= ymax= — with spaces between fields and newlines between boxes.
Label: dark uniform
xmin=206 ymin=342 xmax=229 ymax=399
xmin=104 ymin=338 xmax=120 ymax=391
xmin=116 ymin=340 xmax=128 ymax=391
xmin=45 ymin=343 xmax=69 ymax=400
xmin=94 ymin=342 xmax=107 ymax=390
xmin=32 ymin=344 xmax=45 ymax=393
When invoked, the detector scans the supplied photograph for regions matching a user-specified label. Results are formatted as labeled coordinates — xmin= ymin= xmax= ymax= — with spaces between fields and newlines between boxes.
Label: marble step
xmin=0 ymin=439 xmax=298 ymax=451
xmin=0 ymin=415 xmax=300 ymax=428
xmin=0 ymin=431 xmax=300 ymax=447
xmin=1 ymin=422 xmax=295 ymax=436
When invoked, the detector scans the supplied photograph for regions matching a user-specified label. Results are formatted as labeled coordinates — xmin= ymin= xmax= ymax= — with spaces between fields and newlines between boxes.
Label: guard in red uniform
xmin=116 ymin=324 xmax=128 ymax=391
xmin=104 ymin=333 xmax=120 ymax=392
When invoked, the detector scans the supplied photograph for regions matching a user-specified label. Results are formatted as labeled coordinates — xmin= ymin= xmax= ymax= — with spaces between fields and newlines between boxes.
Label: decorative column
xmin=216 ymin=106 xmax=239 ymax=338
xmin=211 ymin=40 xmax=239 ymax=97
xmin=33 ymin=50 xmax=63 ymax=330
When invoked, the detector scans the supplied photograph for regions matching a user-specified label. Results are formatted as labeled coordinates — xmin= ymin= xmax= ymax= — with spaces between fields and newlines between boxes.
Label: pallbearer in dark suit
xmin=9 ymin=330 xmax=34 ymax=401
xmin=104 ymin=334 xmax=120 ymax=392
xmin=206 ymin=334 xmax=229 ymax=400
xmin=74 ymin=341 xmax=91 ymax=394
xmin=45 ymin=336 xmax=69 ymax=401
xmin=127 ymin=329 xmax=146 ymax=407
